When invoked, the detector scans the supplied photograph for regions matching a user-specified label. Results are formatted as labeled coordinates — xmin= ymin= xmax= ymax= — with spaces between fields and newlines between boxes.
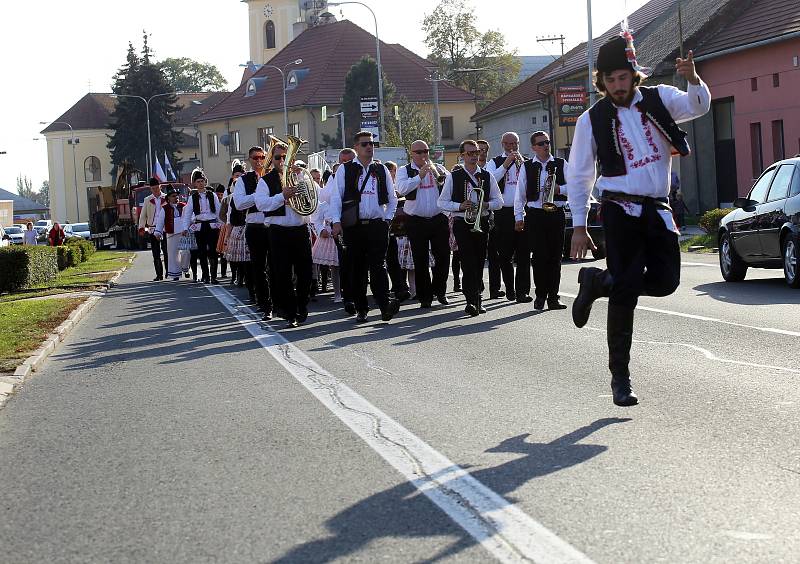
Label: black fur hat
xmin=596 ymin=36 xmax=634 ymax=74
xmin=190 ymin=168 xmax=208 ymax=184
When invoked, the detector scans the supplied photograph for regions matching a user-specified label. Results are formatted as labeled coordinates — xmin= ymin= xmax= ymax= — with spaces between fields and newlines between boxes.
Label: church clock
xmin=263 ymin=3 xmax=273 ymax=18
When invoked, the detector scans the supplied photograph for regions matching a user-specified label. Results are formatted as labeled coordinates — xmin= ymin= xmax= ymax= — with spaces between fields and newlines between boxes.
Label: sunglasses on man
xmin=273 ymin=154 xmax=287 ymax=161
xmin=464 ymin=150 xmax=481 ymax=157
xmin=534 ymin=140 xmax=551 ymax=147
xmin=251 ymin=155 xmax=267 ymax=161
xmin=359 ymin=141 xmax=380 ymax=147
xmin=412 ymin=148 xmax=429 ymax=154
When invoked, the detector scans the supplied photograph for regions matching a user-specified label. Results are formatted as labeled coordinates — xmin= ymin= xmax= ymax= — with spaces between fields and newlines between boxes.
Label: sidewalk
xmin=678 ymin=225 xmax=705 ymax=242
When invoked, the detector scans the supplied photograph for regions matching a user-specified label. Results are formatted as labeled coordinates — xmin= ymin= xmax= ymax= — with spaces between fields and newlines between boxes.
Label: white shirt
xmin=485 ymin=153 xmax=522 ymax=208
xmin=568 ymin=81 xmax=711 ymax=227
xmin=23 ymin=230 xmax=37 ymax=245
xmin=254 ymin=177 xmax=310 ymax=227
xmin=515 ymin=155 xmax=570 ymax=221
xmin=154 ymin=204 xmax=184 ymax=236
xmin=311 ymin=182 xmax=332 ymax=235
xmin=395 ymin=162 xmax=448 ymax=218
xmin=183 ymin=191 xmax=221 ymax=232
xmin=138 ymin=194 xmax=163 ymax=230
xmin=437 ymin=165 xmax=503 ymax=218
xmin=329 ymin=160 xmax=398 ymax=223
xmin=233 ymin=174 xmax=266 ymax=224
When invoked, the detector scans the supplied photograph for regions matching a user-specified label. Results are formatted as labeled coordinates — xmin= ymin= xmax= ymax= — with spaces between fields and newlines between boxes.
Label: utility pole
xmin=587 ymin=0 xmax=596 ymax=106
xmin=536 ymin=35 xmax=566 ymax=65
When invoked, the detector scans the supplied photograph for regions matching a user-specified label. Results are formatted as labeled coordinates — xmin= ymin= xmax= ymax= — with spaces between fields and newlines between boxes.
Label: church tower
xmin=245 ymin=0 xmax=301 ymax=65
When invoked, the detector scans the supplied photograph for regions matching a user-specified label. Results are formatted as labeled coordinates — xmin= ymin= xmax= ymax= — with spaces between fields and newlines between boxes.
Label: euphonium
xmin=264 ymin=135 xmax=282 ymax=170
xmin=464 ymin=180 xmax=486 ymax=233
xmin=542 ymin=164 xmax=558 ymax=212
xmin=282 ymin=134 xmax=319 ymax=216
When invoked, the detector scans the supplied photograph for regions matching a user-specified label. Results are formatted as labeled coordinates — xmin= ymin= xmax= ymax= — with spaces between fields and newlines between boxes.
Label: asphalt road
xmin=1 ymin=250 xmax=798 ymax=563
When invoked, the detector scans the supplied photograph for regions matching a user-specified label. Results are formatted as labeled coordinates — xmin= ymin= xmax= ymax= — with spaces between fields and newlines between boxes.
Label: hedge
xmin=0 ymin=246 xmax=58 ymax=292
xmin=65 ymin=238 xmax=95 ymax=261
xmin=56 ymin=245 xmax=79 ymax=270
xmin=699 ymin=208 xmax=734 ymax=234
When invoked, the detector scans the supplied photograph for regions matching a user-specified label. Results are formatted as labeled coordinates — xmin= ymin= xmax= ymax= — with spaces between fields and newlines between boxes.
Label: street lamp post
xmin=427 ymin=67 xmax=489 ymax=146
xmin=587 ymin=0 xmax=596 ymax=106
xmin=261 ymin=59 xmax=303 ymax=135
xmin=328 ymin=112 xmax=346 ymax=147
xmin=109 ymin=91 xmax=180 ymax=176
xmin=328 ymin=1 xmax=384 ymax=141
xmin=40 ymin=120 xmax=79 ymax=221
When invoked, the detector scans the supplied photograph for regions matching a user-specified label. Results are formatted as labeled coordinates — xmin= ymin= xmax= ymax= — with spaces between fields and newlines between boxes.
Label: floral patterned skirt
xmin=224 ymin=225 xmax=250 ymax=262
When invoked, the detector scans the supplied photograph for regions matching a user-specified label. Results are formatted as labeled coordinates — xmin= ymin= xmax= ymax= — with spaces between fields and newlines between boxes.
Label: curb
xmin=0 ymin=256 xmax=134 ymax=409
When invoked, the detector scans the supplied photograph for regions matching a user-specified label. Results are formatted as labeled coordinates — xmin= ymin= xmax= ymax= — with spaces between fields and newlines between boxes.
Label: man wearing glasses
xmin=233 ymin=145 xmax=274 ymax=321
xmin=438 ymin=140 xmax=503 ymax=317
xmin=485 ymin=132 xmax=529 ymax=303
xmin=330 ymin=131 xmax=399 ymax=323
xmin=395 ymin=140 xmax=451 ymax=309
xmin=515 ymin=131 xmax=569 ymax=311
xmin=477 ymin=140 xmax=490 ymax=168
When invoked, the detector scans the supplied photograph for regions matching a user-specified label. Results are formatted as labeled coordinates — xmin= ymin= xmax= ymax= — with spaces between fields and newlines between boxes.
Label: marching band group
xmin=138 ymin=33 xmax=710 ymax=407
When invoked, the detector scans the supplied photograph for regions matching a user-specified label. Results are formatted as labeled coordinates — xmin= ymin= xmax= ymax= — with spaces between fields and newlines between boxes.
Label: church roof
xmin=193 ymin=19 xmax=475 ymax=124
xmin=41 ymin=92 xmax=230 ymax=134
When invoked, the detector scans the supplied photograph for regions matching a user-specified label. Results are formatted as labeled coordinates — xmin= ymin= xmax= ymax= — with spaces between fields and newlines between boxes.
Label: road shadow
xmin=271 ymin=417 xmax=630 ymax=563
xmin=693 ymin=277 xmax=800 ymax=306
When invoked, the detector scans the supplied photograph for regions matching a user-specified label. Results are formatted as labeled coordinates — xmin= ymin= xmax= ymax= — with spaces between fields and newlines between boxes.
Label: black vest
xmin=491 ymin=155 xmax=528 ymax=193
xmin=263 ymin=169 xmax=286 ymax=217
xmin=450 ymin=167 xmax=491 ymax=203
xmin=343 ymin=161 xmax=389 ymax=205
xmin=588 ymin=86 xmax=690 ymax=177
xmin=228 ymin=198 xmax=246 ymax=226
xmin=523 ymin=158 xmax=567 ymax=201
xmin=403 ymin=163 xmax=444 ymax=200
xmin=241 ymin=171 xmax=262 ymax=216
xmin=191 ymin=190 xmax=216 ymax=215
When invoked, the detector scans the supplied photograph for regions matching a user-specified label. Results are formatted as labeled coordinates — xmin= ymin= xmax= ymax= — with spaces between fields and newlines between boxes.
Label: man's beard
xmin=611 ymin=89 xmax=635 ymax=107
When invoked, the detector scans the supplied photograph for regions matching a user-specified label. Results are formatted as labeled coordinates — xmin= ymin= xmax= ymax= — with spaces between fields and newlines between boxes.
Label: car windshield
xmin=5 ymin=227 xmax=22 ymax=234
xmin=71 ymin=223 xmax=89 ymax=231
xmin=34 ymin=221 xmax=49 ymax=227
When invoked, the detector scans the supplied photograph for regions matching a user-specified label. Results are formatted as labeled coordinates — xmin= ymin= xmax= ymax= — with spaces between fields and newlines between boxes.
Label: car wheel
xmin=782 ymin=234 xmax=800 ymax=288
xmin=719 ymin=232 xmax=747 ymax=282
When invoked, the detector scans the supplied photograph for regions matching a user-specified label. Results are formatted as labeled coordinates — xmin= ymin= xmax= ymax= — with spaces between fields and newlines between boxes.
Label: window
xmin=767 ymin=164 xmax=794 ymax=202
xmin=440 ymin=117 xmax=454 ymax=140
xmin=772 ymin=120 xmax=785 ymax=162
xmin=265 ymin=20 xmax=276 ymax=49
xmin=713 ymin=99 xmax=734 ymax=140
xmin=289 ymin=123 xmax=300 ymax=137
xmin=773 ymin=73 xmax=780 ymax=87
xmin=751 ymin=77 xmax=758 ymax=91
xmin=230 ymin=130 xmax=241 ymax=154
xmin=748 ymin=166 xmax=775 ymax=203
xmin=208 ymin=133 xmax=219 ymax=157
xmin=750 ymin=122 xmax=763 ymax=178
xmin=789 ymin=166 xmax=800 ymax=198
xmin=542 ymin=115 xmax=548 ymax=123
xmin=84 ymin=156 xmax=101 ymax=182
xmin=531 ymin=116 xmax=537 ymax=125
xmin=258 ymin=127 xmax=274 ymax=149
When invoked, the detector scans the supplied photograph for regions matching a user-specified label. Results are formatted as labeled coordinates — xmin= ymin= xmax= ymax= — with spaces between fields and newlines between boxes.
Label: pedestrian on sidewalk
xmin=23 ymin=222 xmax=37 ymax=245
xmin=48 ymin=223 xmax=65 ymax=246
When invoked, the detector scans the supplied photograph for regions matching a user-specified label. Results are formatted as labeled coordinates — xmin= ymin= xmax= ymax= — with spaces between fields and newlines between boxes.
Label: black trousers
xmin=149 ymin=233 xmax=167 ymax=278
xmin=269 ymin=225 xmax=313 ymax=319
xmin=525 ymin=207 xmax=566 ymax=301
xmin=603 ymin=199 xmax=681 ymax=309
xmin=406 ymin=214 xmax=451 ymax=302
xmin=246 ymin=223 xmax=272 ymax=311
xmin=386 ymin=235 xmax=408 ymax=295
xmin=343 ymin=220 xmax=391 ymax=313
xmin=194 ymin=223 xmax=219 ymax=281
xmin=452 ymin=218 xmax=489 ymax=306
xmin=487 ymin=207 xmax=520 ymax=295
xmin=335 ymin=237 xmax=351 ymax=302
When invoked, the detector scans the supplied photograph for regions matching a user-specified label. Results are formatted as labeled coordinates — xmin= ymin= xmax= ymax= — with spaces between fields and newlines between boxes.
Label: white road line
xmin=559 ymin=292 xmax=800 ymax=337
xmin=681 ymin=261 xmax=717 ymax=267
xmin=207 ymin=285 xmax=594 ymax=564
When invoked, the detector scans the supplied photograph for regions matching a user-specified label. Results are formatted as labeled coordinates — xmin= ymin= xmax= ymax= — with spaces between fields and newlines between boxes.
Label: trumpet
xmin=281 ymin=134 xmax=319 ymax=216
xmin=463 ymin=180 xmax=485 ymax=233
xmin=542 ymin=164 xmax=558 ymax=212
xmin=426 ymin=160 xmax=447 ymax=187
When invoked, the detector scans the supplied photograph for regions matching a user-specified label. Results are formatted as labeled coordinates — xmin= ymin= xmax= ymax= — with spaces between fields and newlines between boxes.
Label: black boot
xmin=607 ymin=304 xmax=639 ymax=407
xmin=572 ymin=267 xmax=612 ymax=328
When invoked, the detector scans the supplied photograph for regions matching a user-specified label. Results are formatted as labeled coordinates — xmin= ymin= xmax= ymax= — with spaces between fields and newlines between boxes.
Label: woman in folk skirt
xmin=224 ymin=164 xmax=252 ymax=290
xmin=154 ymin=188 xmax=190 ymax=281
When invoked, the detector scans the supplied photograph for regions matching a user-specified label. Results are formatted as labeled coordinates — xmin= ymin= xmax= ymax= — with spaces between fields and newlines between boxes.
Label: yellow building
xmin=194 ymin=17 xmax=477 ymax=182
xmin=41 ymin=92 xmax=228 ymax=223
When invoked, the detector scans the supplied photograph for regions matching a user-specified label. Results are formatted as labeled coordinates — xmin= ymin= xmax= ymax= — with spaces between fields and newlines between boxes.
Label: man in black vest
xmin=569 ymin=35 xmax=710 ymax=406
xmin=395 ymin=140 xmax=451 ymax=308
xmin=485 ymin=132 xmax=529 ymax=302
xmin=255 ymin=144 xmax=313 ymax=328
xmin=330 ymin=131 xmax=400 ymax=323
xmin=514 ymin=131 xmax=569 ymax=310
xmin=186 ymin=169 xmax=221 ymax=284
xmin=233 ymin=145 xmax=274 ymax=321
xmin=437 ymin=140 xmax=503 ymax=317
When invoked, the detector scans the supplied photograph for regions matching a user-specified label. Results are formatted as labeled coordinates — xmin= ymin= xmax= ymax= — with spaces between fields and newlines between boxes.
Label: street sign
xmin=430 ymin=144 xmax=445 ymax=165
xmin=360 ymin=97 xmax=379 ymax=113
xmin=556 ymin=84 xmax=587 ymax=127
xmin=362 ymin=126 xmax=380 ymax=141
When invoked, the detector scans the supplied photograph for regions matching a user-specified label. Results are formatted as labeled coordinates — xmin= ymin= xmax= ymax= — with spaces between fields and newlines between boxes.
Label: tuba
xmin=542 ymin=162 xmax=558 ymax=212
xmin=264 ymin=135 xmax=282 ymax=171
xmin=281 ymin=135 xmax=319 ymax=216
xmin=463 ymin=179 xmax=486 ymax=233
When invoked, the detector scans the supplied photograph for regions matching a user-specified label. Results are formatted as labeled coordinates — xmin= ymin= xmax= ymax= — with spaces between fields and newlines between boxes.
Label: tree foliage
xmin=423 ymin=0 xmax=520 ymax=106
xmin=159 ymin=57 xmax=226 ymax=92
xmin=341 ymin=56 xmax=396 ymax=145
xmin=107 ymin=32 xmax=182 ymax=178
xmin=383 ymin=98 xmax=434 ymax=150
xmin=15 ymin=175 xmax=35 ymax=201
xmin=38 ymin=181 xmax=50 ymax=207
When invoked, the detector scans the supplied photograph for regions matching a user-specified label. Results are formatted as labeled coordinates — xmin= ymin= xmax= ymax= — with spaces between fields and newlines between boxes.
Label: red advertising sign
xmin=556 ymin=84 xmax=587 ymax=126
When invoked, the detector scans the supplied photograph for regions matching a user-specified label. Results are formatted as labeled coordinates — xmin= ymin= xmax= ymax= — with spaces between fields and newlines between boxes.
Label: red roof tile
xmin=695 ymin=0 xmax=800 ymax=56
xmin=194 ymin=19 xmax=475 ymax=123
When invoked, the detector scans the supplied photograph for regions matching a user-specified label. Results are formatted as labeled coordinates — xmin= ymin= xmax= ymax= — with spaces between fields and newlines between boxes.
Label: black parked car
xmin=718 ymin=156 xmax=800 ymax=287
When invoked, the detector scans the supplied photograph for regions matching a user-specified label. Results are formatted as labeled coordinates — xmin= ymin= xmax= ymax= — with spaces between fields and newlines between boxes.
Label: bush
xmin=56 ymin=246 xmax=78 ymax=270
xmin=0 ymin=246 xmax=58 ymax=292
xmin=699 ymin=208 xmax=733 ymax=234
xmin=65 ymin=238 xmax=94 ymax=262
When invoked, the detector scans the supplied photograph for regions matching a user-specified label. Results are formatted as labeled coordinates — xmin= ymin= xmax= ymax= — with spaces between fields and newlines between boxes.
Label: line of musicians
xmin=217 ymin=128 xmax=570 ymax=327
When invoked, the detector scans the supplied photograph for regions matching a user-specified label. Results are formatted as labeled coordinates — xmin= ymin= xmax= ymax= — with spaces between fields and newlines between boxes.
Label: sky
xmin=0 ymin=0 xmax=649 ymax=195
